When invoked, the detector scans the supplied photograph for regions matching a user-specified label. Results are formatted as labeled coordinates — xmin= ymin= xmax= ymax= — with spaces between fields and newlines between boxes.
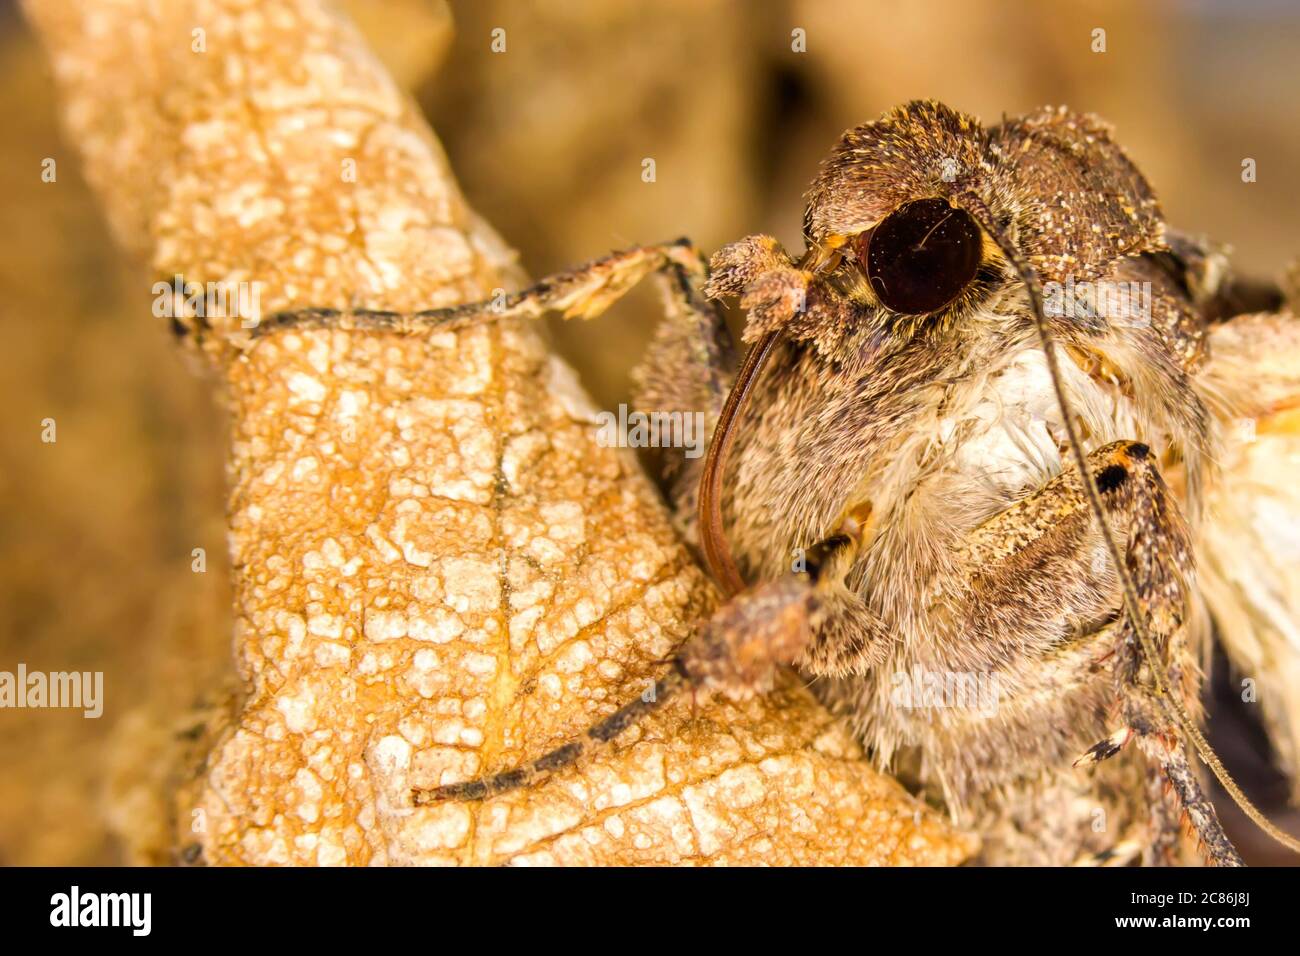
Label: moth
xmin=252 ymin=101 xmax=1300 ymax=866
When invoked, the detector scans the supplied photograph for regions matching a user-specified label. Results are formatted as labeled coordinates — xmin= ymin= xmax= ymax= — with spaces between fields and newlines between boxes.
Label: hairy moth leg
xmin=412 ymin=524 xmax=863 ymax=805
xmin=902 ymin=440 xmax=1219 ymax=862
xmin=1133 ymin=728 xmax=1243 ymax=867
xmin=631 ymin=262 xmax=737 ymax=525
xmin=1139 ymin=752 xmax=1184 ymax=866
xmin=248 ymin=239 xmax=716 ymax=338
xmin=1057 ymin=440 xmax=1243 ymax=866
xmin=1082 ymin=446 xmax=1242 ymax=866
xmin=957 ymin=437 xmax=1241 ymax=864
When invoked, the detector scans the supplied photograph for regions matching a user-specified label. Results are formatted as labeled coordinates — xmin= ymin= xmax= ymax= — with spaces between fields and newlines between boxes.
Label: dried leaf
xmin=25 ymin=0 xmax=977 ymax=865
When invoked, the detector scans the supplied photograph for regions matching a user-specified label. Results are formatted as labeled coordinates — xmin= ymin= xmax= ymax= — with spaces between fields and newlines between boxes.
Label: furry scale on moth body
xmin=242 ymin=101 xmax=1300 ymax=866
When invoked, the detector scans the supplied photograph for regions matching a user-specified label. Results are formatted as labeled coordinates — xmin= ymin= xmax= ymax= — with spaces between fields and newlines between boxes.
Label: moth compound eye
xmin=856 ymin=198 xmax=982 ymax=315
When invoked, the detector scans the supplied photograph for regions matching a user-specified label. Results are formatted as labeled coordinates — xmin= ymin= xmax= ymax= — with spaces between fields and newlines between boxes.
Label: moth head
xmin=800 ymin=100 xmax=1165 ymax=328
xmin=799 ymin=101 xmax=995 ymax=325
xmin=703 ymin=101 xmax=1167 ymax=596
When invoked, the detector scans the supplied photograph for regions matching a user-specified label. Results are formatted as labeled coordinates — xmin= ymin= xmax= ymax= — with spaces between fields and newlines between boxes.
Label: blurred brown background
xmin=2 ymin=0 xmax=1298 ymax=865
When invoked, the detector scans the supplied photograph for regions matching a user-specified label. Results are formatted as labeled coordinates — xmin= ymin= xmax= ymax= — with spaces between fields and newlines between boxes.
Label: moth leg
xmin=631 ymin=255 xmax=737 ymax=523
xmin=926 ymin=440 xmax=1236 ymax=863
xmin=1133 ymin=727 xmax=1243 ymax=866
xmin=411 ymin=522 xmax=863 ymax=805
xmin=1056 ymin=440 xmax=1242 ymax=866
xmin=1141 ymin=750 xmax=1184 ymax=866
xmin=250 ymin=239 xmax=715 ymax=338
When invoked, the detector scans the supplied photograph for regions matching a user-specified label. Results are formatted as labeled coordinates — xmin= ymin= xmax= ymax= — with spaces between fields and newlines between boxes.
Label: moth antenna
xmin=961 ymin=193 xmax=1300 ymax=855
xmin=698 ymin=330 xmax=781 ymax=597
xmin=412 ymin=660 xmax=691 ymax=804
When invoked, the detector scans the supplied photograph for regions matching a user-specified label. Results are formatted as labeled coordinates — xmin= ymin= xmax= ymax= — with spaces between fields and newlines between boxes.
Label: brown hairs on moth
xmin=697 ymin=192 xmax=1300 ymax=856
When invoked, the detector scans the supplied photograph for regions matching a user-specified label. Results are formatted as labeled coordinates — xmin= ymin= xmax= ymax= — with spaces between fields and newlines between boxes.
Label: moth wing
xmin=1196 ymin=306 xmax=1300 ymax=799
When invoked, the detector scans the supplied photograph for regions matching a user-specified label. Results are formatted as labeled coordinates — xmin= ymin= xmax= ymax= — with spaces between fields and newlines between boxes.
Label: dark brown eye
xmin=859 ymin=198 xmax=982 ymax=315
